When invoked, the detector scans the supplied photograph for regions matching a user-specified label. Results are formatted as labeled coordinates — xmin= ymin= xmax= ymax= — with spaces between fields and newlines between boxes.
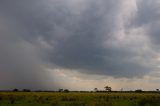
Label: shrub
xmin=22 ymin=89 xmax=31 ymax=92
xmin=135 ymin=89 xmax=143 ymax=92
xmin=13 ymin=88 xmax=19 ymax=92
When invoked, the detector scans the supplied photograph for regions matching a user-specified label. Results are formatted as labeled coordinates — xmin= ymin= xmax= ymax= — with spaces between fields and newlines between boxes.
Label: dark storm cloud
xmin=47 ymin=0 xmax=153 ymax=77
xmin=133 ymin=0 xmax=160 ymax=44
xmin=0 ymin=0 xmax=160 ymax=89
xmin=0 ymin=0 xmax=54 ymax=90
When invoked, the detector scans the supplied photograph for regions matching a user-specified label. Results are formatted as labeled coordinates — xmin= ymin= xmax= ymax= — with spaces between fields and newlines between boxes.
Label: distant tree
xmin=135 ymin=89 xmax=142 ymax=92
xmin=156 ymin=89 xmax=159 ymax=91
xmin=23 ymin=89 xmax=31 ymax=92
xmin=94 ymin=88 xmax=98 ymax=92
xmin=13 ymin=88 xmax=19 ymax=92
xmin=104 ymin=86 xmax=112 ymax=91
xmin=58 ymin=89 xmax=63 ymax=92
xmin=64 ymin=89 xmax=69 ymax=92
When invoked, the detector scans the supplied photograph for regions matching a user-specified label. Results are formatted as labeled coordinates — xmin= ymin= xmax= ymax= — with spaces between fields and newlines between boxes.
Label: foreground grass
xmin=0 ymin=92 xmax=160 ymax=106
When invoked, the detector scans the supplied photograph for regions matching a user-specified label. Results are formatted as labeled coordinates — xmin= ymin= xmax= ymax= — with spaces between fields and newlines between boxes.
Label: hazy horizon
xmin=0 ymin=0 xmax=160 ymax=91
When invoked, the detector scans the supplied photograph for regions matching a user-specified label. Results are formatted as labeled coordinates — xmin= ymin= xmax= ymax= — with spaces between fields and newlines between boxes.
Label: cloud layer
xmin=1 ymin=0 xmax=160 ymax=90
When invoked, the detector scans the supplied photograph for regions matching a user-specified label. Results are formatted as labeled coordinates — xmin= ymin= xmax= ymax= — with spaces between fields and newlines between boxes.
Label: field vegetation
xmin=0 ymin=92 xmax=160 ymax=106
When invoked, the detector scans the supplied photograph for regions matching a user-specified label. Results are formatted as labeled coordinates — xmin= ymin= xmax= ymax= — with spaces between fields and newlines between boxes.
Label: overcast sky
xmin=0 ymin=0 xmax=160 ymax=91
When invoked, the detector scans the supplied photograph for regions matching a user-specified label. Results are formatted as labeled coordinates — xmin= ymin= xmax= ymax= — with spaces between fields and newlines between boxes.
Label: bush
xmin=23 ymin=89 xmax=31 ymax=92
xmin=135 ymin=89 xmax=142 ymax=92
xmin=64 ymin=89 xmax=70 ymax=93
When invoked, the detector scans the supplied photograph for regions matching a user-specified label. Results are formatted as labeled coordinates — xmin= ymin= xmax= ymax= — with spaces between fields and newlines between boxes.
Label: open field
xmin=0 ymin=92 xmax=160 ymax=106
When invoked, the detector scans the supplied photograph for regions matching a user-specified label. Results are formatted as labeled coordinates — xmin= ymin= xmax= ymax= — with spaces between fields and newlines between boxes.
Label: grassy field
xmin=0 ymin=92 xmax=160 ymax=106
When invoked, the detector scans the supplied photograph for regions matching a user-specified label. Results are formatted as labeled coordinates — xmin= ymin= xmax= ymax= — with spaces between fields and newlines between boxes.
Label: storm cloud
xmin=0 ymin=0 xmax=160 ymax=90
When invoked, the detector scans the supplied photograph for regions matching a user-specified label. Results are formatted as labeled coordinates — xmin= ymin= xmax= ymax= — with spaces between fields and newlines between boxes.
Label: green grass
xmin=0 ymin=92 xmax=160 ymax=106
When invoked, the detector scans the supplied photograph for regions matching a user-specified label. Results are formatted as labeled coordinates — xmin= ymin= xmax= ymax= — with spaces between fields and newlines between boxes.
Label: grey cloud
xmin=0 ymin=2 xmax=52 ymax=90
xmin=0 ymin=24 xmax=45 ymax=90
xmin=46 ymin=0 xmax=153 ymax=77
xmin=133 ymin=0 xmax=160 ymax=44
xmin=0 ymin=0 xmax=159 ymax=90
xmin=134 ymin=0 xmax=160 ymax=26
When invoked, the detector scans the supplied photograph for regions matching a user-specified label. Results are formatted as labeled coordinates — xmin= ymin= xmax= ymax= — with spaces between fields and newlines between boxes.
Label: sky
xmin=0 ymin=0 xmax=160 ymax=91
